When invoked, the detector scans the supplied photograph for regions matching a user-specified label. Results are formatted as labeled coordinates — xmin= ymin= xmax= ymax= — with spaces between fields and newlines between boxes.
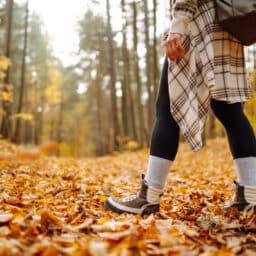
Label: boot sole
xmin=223 ymin=204 xmax=256 ymax=214
xmin=104 ymin=198 xmax=160 ymax=216
xmin=104 ymin=199 xmax=132 ymax=214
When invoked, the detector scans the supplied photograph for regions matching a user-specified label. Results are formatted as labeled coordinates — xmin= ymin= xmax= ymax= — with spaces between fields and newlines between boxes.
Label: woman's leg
xmin=150 ymin=58 xmax=180 ymax=161
xmin=211 ymin=99 xmax=256 ymax=160
xmin=211 ymin=99 xmax=256 ymax=210
xmin=145 ymin=58 xmax=180 ymax=189
xmin=105 ymin=58 xmax=180 ymax=215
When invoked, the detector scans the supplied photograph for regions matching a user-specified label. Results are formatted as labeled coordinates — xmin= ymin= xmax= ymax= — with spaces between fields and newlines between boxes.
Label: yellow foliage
xmin=0 ymin=56 xmax=11 ymax=71
xmin=58 ymin=142 xmax=73 ymax=156
xmin=249 ymin=69 xmax=256 ymax=90
xmin=6 ymin=83 xmax=14 ymax=91
xmin=124 ymin=140 xmax=140 ymax=151
xmin=0 ymin=57 xmax=13 ymax=105
xmin=0 ymin=91 xmax=13 ymax=102
xmin=244 ymin=92 xmax=256 ymax=133
xmin=11 ymin=113 xmax=34 ymax=122
xmin=45 ymin=68 xmax=63 ymax=105
xmin=116 ymin=136 xmax=140 ymax=151
xmin=0 ymin=71 xmax=6 ymax=79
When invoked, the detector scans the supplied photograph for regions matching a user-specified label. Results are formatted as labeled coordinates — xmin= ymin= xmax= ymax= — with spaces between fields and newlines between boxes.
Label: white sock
xmin=235 ymin=157 xmax=256 ymax=186
xmin=244 ymin=185 xmax=256 ymax=205
xmin=146 ymin=185 xmax=164 ymax=204
xmin=145 ymin=155 xmax=172 ymax=189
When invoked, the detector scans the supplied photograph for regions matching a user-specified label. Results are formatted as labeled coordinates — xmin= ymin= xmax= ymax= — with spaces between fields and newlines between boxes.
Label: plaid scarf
xmin=165 ymin=0 xmax=250 ymax=151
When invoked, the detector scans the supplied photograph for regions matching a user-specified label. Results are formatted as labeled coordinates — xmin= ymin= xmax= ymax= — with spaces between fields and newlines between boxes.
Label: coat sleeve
xmin=169 ymin=0 xmax=198 ymax=35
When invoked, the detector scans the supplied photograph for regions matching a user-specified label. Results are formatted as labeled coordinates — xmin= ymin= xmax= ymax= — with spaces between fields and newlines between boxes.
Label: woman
xmin=105 ymin=0 xmax=256 ymax=215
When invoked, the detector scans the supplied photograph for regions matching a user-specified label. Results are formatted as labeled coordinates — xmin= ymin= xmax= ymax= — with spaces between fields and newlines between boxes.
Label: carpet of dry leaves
xmin=0 ymin=138 xmax=256 ymax=256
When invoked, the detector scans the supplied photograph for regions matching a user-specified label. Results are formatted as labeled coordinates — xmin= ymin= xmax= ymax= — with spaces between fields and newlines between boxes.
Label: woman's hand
xmin=164 ymin=33 xmax=185 ymax=61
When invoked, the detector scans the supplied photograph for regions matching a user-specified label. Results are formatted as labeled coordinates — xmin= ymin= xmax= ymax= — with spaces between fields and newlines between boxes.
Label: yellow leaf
xmin=0 ymin=56 xmax=11 ymax=70
xmin=98 ymin=195 xmax=106 ymax=203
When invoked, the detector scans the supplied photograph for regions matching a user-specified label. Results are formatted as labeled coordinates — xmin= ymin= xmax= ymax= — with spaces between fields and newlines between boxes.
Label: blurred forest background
xmin=0 ymin=0 xmax=256 ymax=157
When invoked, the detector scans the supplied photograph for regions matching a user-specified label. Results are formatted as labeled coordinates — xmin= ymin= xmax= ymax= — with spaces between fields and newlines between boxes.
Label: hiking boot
xmin=223 ymin=181 xmax=256 ymax=213
xmin=104 ymin=174 xmax=162 ymax=215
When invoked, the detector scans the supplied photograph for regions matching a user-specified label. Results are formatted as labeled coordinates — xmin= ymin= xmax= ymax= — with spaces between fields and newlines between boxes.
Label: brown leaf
xmin=0 ymin=138 xmax=254 ymax=255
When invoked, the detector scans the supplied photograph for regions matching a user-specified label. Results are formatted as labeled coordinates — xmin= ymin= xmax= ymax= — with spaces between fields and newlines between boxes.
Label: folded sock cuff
xmin=235 ymin=157 xmax=256 ymax=186
xmin=145 ymin=155 xmax=172 ymax=189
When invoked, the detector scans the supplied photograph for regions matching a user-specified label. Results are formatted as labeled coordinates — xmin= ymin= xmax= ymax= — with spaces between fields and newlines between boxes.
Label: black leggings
xmin=150 ymin=58 xmax=256 ymax=161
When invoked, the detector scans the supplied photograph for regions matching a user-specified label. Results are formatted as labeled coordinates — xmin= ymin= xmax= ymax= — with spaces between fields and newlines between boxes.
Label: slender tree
xmin=121 ymin=0 xmax=138 ymax=142
xmin=94 ymin=67 xmax=104 ymax=155
xmin=14 ymin=0 xmax=29 ymax=143
xmin=253 ymin=44 xmax=256 ymax=69
xmin=143 ymin=0 xmax=153 ymax=138
xmin=132 ymin=0 xmax=145 ymax=146
xmin=77 ymin=10 xmax=111 ymax=155
xmin=1 ymin=0 xmax=13 ymax=138
xmin=56 ymin=92 xmax=64 ymax=156
xmin=3 ymin=0 xmax=12 ymax=83
xmin=121 ymin=0 xmax=129 ymax=137
xmin=152 ymin=0 xmax=160 ymax=103
xmin=106 ymin=0 xmax=120 ymax=151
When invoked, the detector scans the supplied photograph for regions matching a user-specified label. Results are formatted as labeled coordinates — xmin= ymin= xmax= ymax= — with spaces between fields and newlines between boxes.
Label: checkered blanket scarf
xmin=165 ymin=0 xmax=250 ymax=151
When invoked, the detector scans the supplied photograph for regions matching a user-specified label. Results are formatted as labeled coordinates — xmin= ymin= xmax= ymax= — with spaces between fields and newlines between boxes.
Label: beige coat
xmin=166 ymin=0 xmax=250 ymax=150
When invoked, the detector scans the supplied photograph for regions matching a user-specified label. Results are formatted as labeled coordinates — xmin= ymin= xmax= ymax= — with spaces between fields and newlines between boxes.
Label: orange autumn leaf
xmin=0 ymin=138 xmax=254 ymax=255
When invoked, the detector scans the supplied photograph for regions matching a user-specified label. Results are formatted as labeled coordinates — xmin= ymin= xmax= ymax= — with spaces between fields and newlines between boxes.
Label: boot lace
xmin=122 ymin=193 xmax=139 ymax=202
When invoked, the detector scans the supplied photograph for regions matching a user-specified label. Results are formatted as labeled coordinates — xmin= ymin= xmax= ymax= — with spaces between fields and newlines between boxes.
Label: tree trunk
xmin=49 ymin=116 xmax=55 ymax=141
xmin=56 ymin=97 xmax=64 ymax=157
xmin=121 ymin=0 xmax=138 ymax=142
xmin=95 ymin=68 xmax=104 ymax=156
xmin=106 ymin=0 xmax=120 ymax=151
xmin=1 ymin=0 xmax=13 ymax=139
xmin=34 ymin=87 xmax=45 ymax=145
xmin=143 ymin=0 xmax=153 ymax=139
xmin=127 ymin=73 xmax=138 ymax=142
xmin=13 ymin=0 xmax=29 ymax=143
xmin=34 ymin=108 xmax=43 ymax=145
xmin=121 ymin=0 xmax=129 ymax=137
xmin=152 ymin=0 xmax=160 ymax=105
xmin=121 ymin=79 xmax=129 ymax=137
xmin=253 ymin=44 xmax=256 ymax=69
xmin=132 ymin=0 xmax=145 ymax=146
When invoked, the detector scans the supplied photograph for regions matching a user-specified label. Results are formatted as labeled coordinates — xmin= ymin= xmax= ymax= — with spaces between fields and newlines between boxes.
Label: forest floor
xmin=0 ymin=138 xmax=256 ymax=255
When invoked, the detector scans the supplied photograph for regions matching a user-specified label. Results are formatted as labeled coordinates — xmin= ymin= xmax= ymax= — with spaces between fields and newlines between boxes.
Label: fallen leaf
xmin=0 ymin=213 xmax=13 ymax=223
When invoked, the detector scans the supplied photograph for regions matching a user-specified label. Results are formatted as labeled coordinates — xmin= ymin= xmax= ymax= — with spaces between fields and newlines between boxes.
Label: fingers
xmin=174 ymin=37 xmax=185 ymax=57
xmin=166 ymin=40 xmax=184 ymax=60
xmin=165 ymin=42 xmax=176 ymax=61
xmin=164 ymin=33 xmax=185 ymax=61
